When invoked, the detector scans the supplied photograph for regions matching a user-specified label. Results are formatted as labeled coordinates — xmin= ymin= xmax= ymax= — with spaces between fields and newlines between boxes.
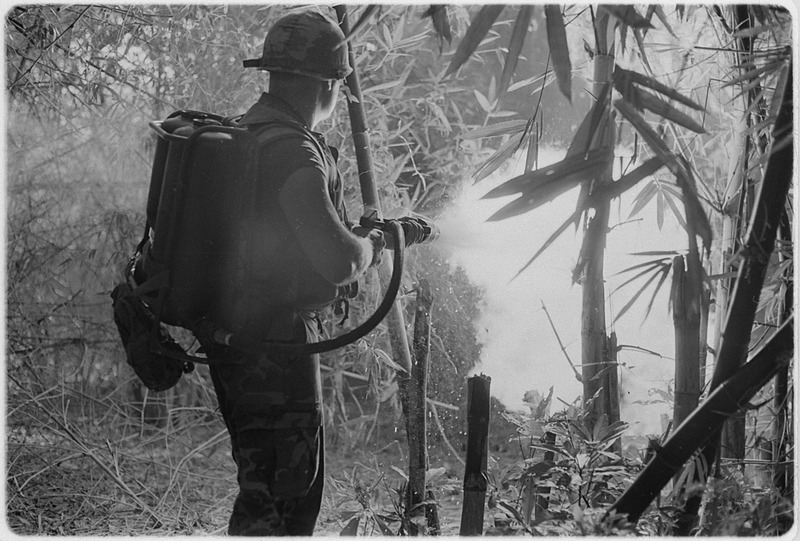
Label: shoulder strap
xmin=248 ymin=119 xmax=328 ymax=159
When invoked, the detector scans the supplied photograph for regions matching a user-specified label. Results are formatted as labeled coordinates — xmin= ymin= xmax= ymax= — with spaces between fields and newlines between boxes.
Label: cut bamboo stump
xmin=405 ymin=279 xmax=436 ymax=535
xmin=460 ymin=374 xmax=491 ymax=536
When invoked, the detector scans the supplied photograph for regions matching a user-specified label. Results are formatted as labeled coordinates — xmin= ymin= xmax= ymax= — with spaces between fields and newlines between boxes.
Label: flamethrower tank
xmin=145 ymin=111 xmax=257 ymax=327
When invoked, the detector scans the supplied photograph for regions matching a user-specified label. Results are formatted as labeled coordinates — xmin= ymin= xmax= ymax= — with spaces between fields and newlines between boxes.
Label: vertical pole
xmin=334 ymin=5 xmax=414 ymax=377
xmin=672 ymin=255 xmax=701 ymax=427
xmin=405 ymin=278 xmax=435 ymax=535
xmin=533 ymin=432 xmax=556 ymax=521
xmin=333 ymin=5 xmax=379 ymax=209
xmin=773 ymin=209 xmax=792 ymax=500
xmin=581 ymin=8 xmax=619 ymax=435
xmin=460 ymin=375 xmax=491 ymax=536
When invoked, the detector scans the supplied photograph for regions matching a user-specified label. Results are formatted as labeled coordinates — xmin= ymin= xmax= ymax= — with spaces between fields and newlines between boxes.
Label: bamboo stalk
xmin=334 ymin=4 xmax=415 ymax=379
xmin=405 ymin=279 xmax=434 ymax=535
xmin=609 ymin=65 xmax=792 ymax=527
xmin=607 ymin=316 xmax=793 ymax=524
xmin=533 ymin=432 xmax=556 ymax=522
xmin=671 ymin=255 xmax=701 ymax=427
xmin=580 ymin=8 xmax=620 ymax=437
xmin=772 ymin=209 xmax=792 ymax=499
xmin=460 ymin=375 xmax=491 ymax=536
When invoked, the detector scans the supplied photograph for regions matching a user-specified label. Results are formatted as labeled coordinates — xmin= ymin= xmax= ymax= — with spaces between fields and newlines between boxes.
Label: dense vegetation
xmin=6 ymin=4 xmax=793 ymax=536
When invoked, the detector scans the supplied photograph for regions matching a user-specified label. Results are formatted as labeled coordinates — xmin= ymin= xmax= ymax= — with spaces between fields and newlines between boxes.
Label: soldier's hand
xmin=353 ymin=226 xmax=385 ymax=267
xmin=366 ymin=229 xmax=385 ymax=267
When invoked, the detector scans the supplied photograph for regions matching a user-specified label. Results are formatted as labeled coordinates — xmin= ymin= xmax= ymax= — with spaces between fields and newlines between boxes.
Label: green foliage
xmin=485 ymin=400 xmax=666 ymax=535
xmin=698 ymin=467 xmax=794 ymax=536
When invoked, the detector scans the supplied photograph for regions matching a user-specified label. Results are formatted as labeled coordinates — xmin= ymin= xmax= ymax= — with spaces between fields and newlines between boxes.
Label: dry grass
xmin=6 ymin=360 xmax=238 ymax=535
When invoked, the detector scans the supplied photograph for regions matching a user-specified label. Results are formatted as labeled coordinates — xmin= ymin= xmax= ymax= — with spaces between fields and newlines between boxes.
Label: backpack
xmin=111 ymin=109 xmax=320 ymax=391
xmin=111 ymin=109 xmax=406 ymax=392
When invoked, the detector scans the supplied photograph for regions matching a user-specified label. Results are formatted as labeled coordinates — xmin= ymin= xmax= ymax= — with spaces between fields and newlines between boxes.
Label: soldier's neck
xmin=269 ymin=88 xmax=323 ymax=130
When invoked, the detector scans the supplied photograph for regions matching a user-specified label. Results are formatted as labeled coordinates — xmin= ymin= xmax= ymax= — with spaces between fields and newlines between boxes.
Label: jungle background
xmin=5 ymin=3 xmax=795 ymax=536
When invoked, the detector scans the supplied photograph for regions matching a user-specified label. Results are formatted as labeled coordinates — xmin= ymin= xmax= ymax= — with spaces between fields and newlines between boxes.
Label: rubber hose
xmin=220 ymin=220 xmax=405 ymax=356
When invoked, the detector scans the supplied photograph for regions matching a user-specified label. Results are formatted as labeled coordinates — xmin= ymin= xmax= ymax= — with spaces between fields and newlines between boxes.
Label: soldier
xmin=208 ymin=9 xmax=385 ymax=535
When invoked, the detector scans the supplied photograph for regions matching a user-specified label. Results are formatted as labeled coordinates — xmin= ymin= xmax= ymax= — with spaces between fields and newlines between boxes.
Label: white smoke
xmin=436 ymin=147 xmax=686 ymax=437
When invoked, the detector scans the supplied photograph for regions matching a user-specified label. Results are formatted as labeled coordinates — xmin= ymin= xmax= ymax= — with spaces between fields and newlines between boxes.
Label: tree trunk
xmin=581 ymin=8 xmax=619 ymax=436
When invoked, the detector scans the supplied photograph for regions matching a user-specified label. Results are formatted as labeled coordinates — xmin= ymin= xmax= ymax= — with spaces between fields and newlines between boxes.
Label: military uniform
xmin=209 ymin=93 xmax=351 ymax=535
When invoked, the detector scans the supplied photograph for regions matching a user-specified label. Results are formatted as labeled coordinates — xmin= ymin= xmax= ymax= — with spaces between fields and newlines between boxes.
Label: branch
xmin=541 ymin=300 xmax=582 ymax=382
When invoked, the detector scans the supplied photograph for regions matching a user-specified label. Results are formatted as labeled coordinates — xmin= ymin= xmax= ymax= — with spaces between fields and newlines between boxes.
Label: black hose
xmin=212 ymin=220 xmax=405 ymax=356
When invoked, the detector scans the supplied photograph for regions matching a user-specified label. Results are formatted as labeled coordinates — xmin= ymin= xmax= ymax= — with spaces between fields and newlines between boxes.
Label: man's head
xmin=244 ymin=11 xmax=350 ymax=126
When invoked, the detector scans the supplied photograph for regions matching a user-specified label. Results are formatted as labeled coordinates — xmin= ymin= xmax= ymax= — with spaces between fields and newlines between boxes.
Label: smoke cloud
xmin=436 ymin=148 xmax=687 ymax=437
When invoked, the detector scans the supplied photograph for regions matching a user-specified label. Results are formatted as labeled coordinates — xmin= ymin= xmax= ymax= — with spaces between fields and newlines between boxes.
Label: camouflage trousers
xmin=209 ymin=314 xmax=324 ymax=535
xmin=224 ymin=425 xmax=324 ymax=535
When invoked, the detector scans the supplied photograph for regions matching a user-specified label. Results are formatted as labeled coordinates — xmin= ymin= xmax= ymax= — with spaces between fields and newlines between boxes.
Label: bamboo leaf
xmin=613 ymin=264 xmax=667 ymax=322
xmin=473 ymin=88 xmax=494 ymax=112
xmin=511 ymin=209 xmax=583 ymax=280
xmin=614 ymin=254 xmax=674 ymax=274
xmin=662 ymin=188 xmax=688 ymax=231
xmin=674 ymin=157 xmax=713 ymax=250
xmin=460 ymin=119 xmax=528 ymax=140
xmin=545 ymin=5 xmax=572 ymax=102
xmin=633 ymin=28 xmax=653 ymax=73
xmin=614 ymin=67 xmax=705 ymax=110
xmin=618 ymin=86 xmax=706 ymax=133
xmin=642 ymin=264 xmax=672 ymax=321
xmin=567 ymin=84 xmax=613 ymax=157
xmin=602 ymin=5 xmax=654 ymax=29
xmin=627 ymin=179 xmax=658 ymax=218
xmin=529 ymin=441 xmax=572 ymax=458
xmin=482 ymin=148 xmax=611 ymax=199
xmin=363 ymin=80 xmax=401 ymax=95
xmin=485 ymin=180 xmax=576 ymax=221
xmin=644 ymin=5 xmax=656 ymax=31
xmin=344 ymin=5 xmax=380 ymax=44
xmin=614 ymin=98 xmax=680 ymax=175
xmin=631 ymin=250 xmax=684 ymax=257
xmin=389 ymin=58 xmax=416 ymax=101
xmin=618 ymin=85 xmax=706 ymax=133
xmin=731 ymin=24 xmax=773 ymax=40
xmin=499 ymin=5 xmax=533 ymax=99
xmin=653 ymin=5 xmax=676 ymax=37
xmin=373 ymin=514 xmax=395 ymax=536
xmin=508 ymin=70 xmax=552 ymax=93
xmin=613 ymin=260 xmax=669 ymax=293
xmin=421 ymin=5 xmax=452 ymax=48
xmin=656 ymin=191 xmax=665 ymax=228
xmin=619 ymin=21 xmax=629 ymax=54
xmin=340 ymin=516 xmax=360 ymax=536
xmin=445 ymin=4 xmax=505 ymax=76
xmin=603 ymin=157 xmax=665 ymax=201
xmin=473 ymin=132 xmax=523 ymax=183
xmin=724 ymin=61 xmax=783 ymax=88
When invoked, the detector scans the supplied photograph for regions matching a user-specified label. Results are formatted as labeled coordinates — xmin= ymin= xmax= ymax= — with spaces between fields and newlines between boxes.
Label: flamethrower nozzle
xmin=359 ymin=213 xmax=440 ymax=248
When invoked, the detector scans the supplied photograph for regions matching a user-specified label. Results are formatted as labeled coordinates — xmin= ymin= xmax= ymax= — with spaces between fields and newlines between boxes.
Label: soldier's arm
xmin=279 ymin=166 xmax=381 ymax=286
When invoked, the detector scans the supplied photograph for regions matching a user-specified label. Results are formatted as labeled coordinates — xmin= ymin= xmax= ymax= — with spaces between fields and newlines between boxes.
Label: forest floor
xmin=6 ymin=402 xmax=523 ymax=536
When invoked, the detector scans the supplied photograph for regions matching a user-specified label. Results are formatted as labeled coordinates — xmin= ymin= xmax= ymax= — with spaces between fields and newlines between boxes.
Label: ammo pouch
xmin=111 ymin=281 xmax=193 ymax=392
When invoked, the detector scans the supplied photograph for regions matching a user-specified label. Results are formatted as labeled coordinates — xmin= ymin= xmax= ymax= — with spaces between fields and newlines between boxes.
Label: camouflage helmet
xmin=243 ymin=11 xmax=352 ymax=80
